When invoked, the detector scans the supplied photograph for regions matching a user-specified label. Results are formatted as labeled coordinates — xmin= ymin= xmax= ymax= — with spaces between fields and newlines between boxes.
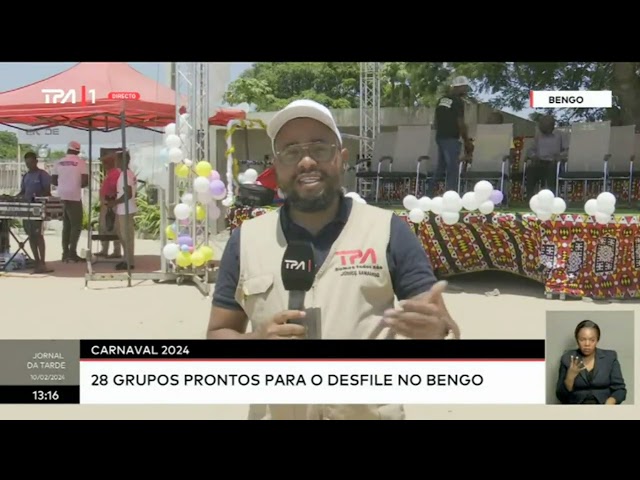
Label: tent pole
xmin=84 ymin=122 xmax=93 ymax=287
xmin=120 ymin=110 xmax=132 ymax=287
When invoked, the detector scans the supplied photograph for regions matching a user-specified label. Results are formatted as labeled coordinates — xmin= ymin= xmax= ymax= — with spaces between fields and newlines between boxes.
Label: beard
xmin=279 ymin=172 xmax=342 ymax=213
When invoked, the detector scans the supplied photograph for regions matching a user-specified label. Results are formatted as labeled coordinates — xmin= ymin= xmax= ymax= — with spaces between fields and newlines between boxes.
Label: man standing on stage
xmin=51 ymin=141 xmax=88 ymax=263
xmin=525 ymin=115 xmax=568 ymax=199
xmin=18 ymin=151 xmax=53 ymax=273
xmin=426 ymin=76 xmax=473 ymax=195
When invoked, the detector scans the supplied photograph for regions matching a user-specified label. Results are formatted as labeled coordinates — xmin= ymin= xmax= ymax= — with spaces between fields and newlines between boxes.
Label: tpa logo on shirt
xmin=335 ymin=249 xmax=378 ymax=266
xmin=334 ymin=249 xmax=382 ymax=279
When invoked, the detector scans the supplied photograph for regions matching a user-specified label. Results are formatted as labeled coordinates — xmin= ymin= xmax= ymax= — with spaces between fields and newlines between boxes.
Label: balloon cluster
xmin=344 ymin=191 xmax=367 ymax=204
xmin=162 ymin=225 xmax=215 ymax=268
xmin=528 ymin=189 xmax=567 ymax=221
xmin=584 ymin=192 xmax=616 ymax=225
xmin=402 ymin=191 xmax=462 ymax=225
xmin=162 ymin=115 xmax=190 ymax=164
xmin=460 ymin=180 xmax=503 ymax=215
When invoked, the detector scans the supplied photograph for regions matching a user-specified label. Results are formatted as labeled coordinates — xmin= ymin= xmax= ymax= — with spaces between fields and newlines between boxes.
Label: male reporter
xmin=207 ymin=100 xmax=460 ymax=420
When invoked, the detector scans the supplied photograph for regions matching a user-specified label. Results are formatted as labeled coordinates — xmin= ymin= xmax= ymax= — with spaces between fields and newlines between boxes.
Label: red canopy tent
xmin=208 ymin=107 xmax=246 ymax=127
xmin=0 ymin=62 xmax=177 ymax=131
xmin=0 ymin=62 xmax=181 ymax=284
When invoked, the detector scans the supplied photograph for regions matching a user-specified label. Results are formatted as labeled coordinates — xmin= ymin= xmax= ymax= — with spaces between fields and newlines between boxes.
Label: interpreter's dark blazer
xmin=556 ymin=348 xmax=627 ymax=405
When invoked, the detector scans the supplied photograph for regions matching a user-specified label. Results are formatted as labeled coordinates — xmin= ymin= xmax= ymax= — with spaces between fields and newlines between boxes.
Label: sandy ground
xmin=1 ymin=223 xmax=639 ymax=420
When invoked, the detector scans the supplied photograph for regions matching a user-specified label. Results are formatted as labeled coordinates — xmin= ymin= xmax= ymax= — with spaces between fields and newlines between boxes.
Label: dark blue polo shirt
xmin=21 ymin=169 xmax=51 ymax=201
xmin=213 ymin=197 xmax=437 ymax=311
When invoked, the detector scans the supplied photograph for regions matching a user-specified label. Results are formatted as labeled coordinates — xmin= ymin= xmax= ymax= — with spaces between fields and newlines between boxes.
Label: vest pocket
xmin=238 ymin=274 xmax=275 ymax=315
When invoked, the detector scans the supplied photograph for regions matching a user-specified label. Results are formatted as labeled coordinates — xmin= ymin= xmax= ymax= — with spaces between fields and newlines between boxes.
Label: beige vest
xmin=235 ymin=201 xmax=405 ymax=420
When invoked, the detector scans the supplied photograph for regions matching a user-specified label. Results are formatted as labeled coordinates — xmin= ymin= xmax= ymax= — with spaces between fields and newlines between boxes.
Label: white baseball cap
xmin=451 ymin=76 xmax=470 ymax=87
xmin=267 ymin=99 xmax=342 ymax=151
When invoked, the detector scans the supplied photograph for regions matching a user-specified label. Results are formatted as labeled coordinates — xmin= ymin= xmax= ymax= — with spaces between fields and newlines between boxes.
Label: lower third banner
xmin=79 ymin=340 xmax=546 ymax=405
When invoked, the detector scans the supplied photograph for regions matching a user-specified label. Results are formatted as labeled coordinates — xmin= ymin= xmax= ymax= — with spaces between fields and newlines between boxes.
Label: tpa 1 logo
xmin=284 ymin=259 xmax=312 ymax=271
xmin=335 ymin=249 xmax=378 ymax=266
xmin=42 ymin=87 xmax=96 ymax=105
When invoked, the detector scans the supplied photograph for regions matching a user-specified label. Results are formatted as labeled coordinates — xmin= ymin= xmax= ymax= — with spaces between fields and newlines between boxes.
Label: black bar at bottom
xmin=0 ymin=385 xmax=79 ymax=404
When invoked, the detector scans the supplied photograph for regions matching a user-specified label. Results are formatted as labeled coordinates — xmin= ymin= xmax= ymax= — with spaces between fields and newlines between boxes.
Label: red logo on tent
xmin=108 ymin=92 xmax=140 ymax=101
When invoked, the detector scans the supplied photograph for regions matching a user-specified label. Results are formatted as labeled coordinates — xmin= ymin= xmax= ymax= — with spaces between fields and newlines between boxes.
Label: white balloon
xmin=537 ymin=189 xmax=555 ymax=209
xmin=238 ymin=172 xmax=246 ymax=184
xmin=584 ymin=198 xmax=598 ymax=216
xmin=529 ymin=194 xmax=541 ymax=213
xmin=181 ymin=193 xmax=194 ymax=206
xmin=162 ymin=243 xmax=180 ymax=260
xmin=168 ymin=147 xmax=183 ymax=163
xmin=478 ymin=200 xmax=495 ymax=215
xmin=183 ymin=158 xmax=193 ymax=167
xmin=164 ymin=123 xmax=176 ymax=136
xmin=537 ymin=211 xmax=552 ymax=221
xmin=430 ymin=197 xmax=444 ymax=215
xmin=461 ymin=192 xmax=479 ymax=211
xmin=595 ymin=212 xmax=611 ymax=225
xmin=417 ymin=196 xmax=432 ymax=212
xmin=221 ymin=197 xmax=233 ymax=207
xmin=244 ymin=168 xmax=258 ymax=183
xmin=597 ymin=191 xmax=616 ymax=207
xmin=442 ymin=190 xmax=463 ymax=212
xmin=197 ymin=191 xmax=212 ymax=204
xmin=441 ymin=211 xmax=460 ymax=225
xmin=174 ymin=203 xmax=191 ymax=220
xmin=403 ymin=195 xmax=419 ymax=211
xmin=473 ymin=180 xmax=494 ymax=202
xmin=408 ymin=208 xmax=425 ymax=224
xmin=193 ymin=176 xmax=210 ymax=194
xmin=165 ymin=134 xmax=182 ymax=149
xmin=596 ymin=192 xmax=616 ymax=215
xmin=208 ymin=205 xmax=221 ymax=221
xmin=551 ymin=197 xmax=566 ymax=215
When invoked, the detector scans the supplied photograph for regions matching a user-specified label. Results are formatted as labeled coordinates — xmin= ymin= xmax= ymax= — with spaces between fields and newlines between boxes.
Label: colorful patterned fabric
xmin=227 ymin=206 xmax=640 ymax=300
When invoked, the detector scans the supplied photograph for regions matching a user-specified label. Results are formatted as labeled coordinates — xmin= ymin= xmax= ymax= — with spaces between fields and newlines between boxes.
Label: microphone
xmin=281 ymin=241 xmax=316 ymax=312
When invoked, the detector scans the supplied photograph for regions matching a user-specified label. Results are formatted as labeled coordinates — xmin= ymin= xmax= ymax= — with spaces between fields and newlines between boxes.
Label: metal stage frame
xmin=84 ymin=62 xmax=212 ymax=296
xmin=359 ymin=62 xmax=382 ymax=161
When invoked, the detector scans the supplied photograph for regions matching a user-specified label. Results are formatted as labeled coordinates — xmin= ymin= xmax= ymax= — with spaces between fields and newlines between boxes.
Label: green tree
xmin=0 ymin=131 xmax=36 ymax=161
xmin=224 ymin=62 xmax=640 ymax=127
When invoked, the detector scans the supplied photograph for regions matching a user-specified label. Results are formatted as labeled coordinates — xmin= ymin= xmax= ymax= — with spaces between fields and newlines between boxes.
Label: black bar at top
xmin=0 ymin=385 xmax=79 ymax=404
xmin=80 ymin=339 xmax=545 ymax=360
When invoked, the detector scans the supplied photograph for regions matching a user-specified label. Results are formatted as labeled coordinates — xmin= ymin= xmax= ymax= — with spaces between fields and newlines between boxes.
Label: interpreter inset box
xmin=545 ymin=311 xmax=634 ymax=405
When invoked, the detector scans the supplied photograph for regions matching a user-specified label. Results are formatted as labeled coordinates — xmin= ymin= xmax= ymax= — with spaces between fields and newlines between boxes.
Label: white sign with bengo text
xmin=80 ymin=360 xmax=546 ymax=405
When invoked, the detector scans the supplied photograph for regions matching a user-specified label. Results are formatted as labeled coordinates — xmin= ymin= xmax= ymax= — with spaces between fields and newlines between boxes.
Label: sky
xmin=0 ymin=62 xmax=252 ymax=92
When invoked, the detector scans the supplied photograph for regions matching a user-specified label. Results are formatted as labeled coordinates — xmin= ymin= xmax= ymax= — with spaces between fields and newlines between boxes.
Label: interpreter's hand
xmin=567 ymin=355 xmax=586 ymax=377
xmin=383 ymin=281 xmax=450 ymax=339
xmin=255 ymin=310 xmax=307 ymax=339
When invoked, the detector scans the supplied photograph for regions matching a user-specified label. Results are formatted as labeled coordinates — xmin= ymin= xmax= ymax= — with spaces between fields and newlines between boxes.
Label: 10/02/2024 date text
xmin=31 ymin=374 xmax=65 ymax=382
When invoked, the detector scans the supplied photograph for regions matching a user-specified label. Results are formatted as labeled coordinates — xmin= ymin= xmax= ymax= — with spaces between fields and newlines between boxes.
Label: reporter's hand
xmin=567 ymin=355 xmax=586 ymax=377
xmin=383 ymin=281 xmax=450 ymax=339
xmin=255 ymin=310 xmax=307 ymax=339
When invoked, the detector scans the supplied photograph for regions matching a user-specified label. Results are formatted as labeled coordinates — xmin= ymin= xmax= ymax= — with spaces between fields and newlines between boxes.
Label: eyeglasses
xmin=276 ymin=142 xmax=337 ymax=166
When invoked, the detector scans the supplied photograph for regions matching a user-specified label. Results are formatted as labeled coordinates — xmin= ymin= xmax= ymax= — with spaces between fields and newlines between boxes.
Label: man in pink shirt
xmin=96 ymin=154 xmax=122 ymax=258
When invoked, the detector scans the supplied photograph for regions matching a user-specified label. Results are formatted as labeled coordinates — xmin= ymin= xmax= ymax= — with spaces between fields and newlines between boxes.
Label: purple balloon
xmin=177 ymin=235 xmax=193 ymax=247
xmin=209 ymin=170 xmax=220 ymax=181
xmin=490 ymin=190 xmax=504 ymax=204
xmin=209 ymin=179 xmax=226 ymax=197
